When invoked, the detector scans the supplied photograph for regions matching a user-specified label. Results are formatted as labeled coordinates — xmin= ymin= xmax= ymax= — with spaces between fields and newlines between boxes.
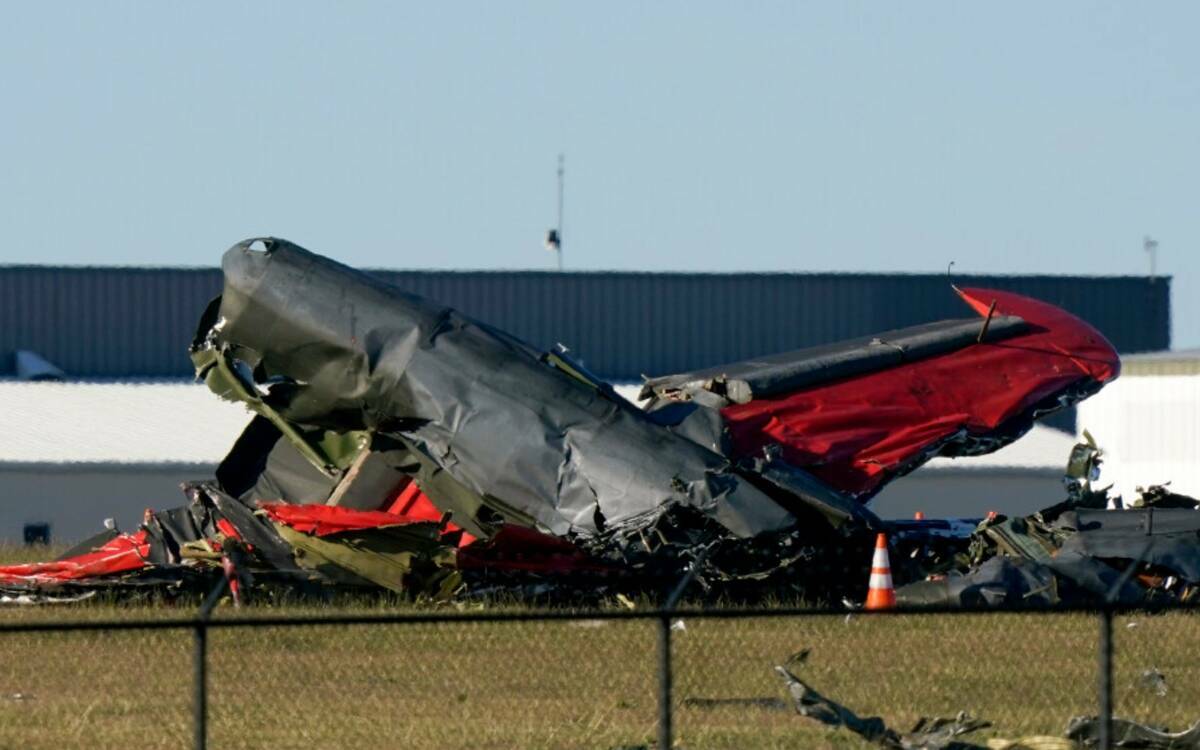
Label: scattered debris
xmin=1066 ymin=716 xmax=1200 ymax=749
xmin=1140 ymin=668 xmax=1169 ymax=698
xmin=893 ymin=455 xmax=1200 ymax=608
xmin=1 ymin=591 xmax=95 ymax=606
xmin=773 ymin=650 xmax=1200 ymax=749
xmin=0 ymin=237 xmax=1132 ymax=604
xmin=774 ymin=662 xmax=989 ymax=748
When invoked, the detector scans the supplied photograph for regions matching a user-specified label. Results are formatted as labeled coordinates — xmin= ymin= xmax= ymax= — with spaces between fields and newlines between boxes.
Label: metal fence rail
xmin=3 ymin=592 xmax=1197 ymax=750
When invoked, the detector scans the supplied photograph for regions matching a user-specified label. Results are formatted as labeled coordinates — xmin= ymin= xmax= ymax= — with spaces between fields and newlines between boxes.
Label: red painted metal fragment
xmin=0 ymin=531 xmax=151 ymax=585
xmin=720 ymin=287 xmax=1120 ymax=498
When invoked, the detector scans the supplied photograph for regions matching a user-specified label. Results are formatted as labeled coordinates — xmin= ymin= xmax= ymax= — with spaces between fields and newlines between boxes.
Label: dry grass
xmin=1 ymin=542 xmax=1198 ymax=748
xmin=0 ymin=543 xmax=68 ymax=566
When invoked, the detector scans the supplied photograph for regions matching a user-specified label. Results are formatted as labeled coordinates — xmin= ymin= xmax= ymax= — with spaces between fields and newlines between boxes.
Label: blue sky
xmin=2 ymin=4 xmax=1197 ymax=345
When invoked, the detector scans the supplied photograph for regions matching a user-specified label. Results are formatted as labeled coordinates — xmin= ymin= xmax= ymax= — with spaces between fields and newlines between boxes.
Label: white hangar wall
xmin=0 ymin=383 xmax=1089 ymax=543
xmin=1076 ymin=371 xmax=1200 ymax=501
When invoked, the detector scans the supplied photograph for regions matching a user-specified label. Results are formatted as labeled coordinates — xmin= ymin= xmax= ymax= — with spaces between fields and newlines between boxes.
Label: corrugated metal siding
xmin=374 ymin=271 xmax=1170 ymax=379
xmin=0 ymin=267 xmax=224 ymax=377
xmin=0 ymin=267 xmax=1171 ymax=380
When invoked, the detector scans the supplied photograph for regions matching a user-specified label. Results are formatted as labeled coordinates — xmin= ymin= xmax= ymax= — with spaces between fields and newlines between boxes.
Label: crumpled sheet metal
xmin=261 ymin=502 xmax=431 ymax=537
xmin=0 ymin=482 xmax=308 ymax=594
xmin=718 ymin=287 xmax=1120 ymax=499
xmin=895 ymin=556 xmax=1059 ymax=608
xmin=194 ymin=238 xmax=796 ymax=541
xmin=894 ymin=551 xmax=1152 ymax=609
xmin=895 ymin=488 xmax=1200 ymax=608
xmin=1057 ymin=509 xmax=1200 ymax=582
xmin=1 ymin=239 xmax=1131 ymax=602
xmin=775 ymin=658 xmax=1200 ymax=749
xmin=774 ymin=663 xmax=991 ymax=749
xmin=270 ymin=511 xmax=457 ymax=596
xmin=1066 ymin=716 xmax=1200 ymax=749
xmin=0 ymin=531 xmax=151 ymax=586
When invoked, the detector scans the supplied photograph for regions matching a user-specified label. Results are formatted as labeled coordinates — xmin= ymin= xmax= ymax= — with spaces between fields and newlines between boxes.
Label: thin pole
xmin=194 ymin=623 xmax=207 ymax=750
xmin=556 ymin=154 xmax=564 ymax=272
xmin=194 ymin=576 xmax=226 ymax=750
xmin=1098 ymin=607 xmax=1113 ymax=750
xmin=657 ymin=614 xmax=673 ymax=750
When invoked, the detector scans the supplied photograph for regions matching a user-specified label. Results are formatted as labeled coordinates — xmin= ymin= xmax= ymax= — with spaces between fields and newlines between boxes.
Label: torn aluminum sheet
xmin=774 ymin=663 xmax=991 ymax=749
xmin=0 ymin=488 xmax=592 ymax=601
xmin=262 ymin=502 xmax=459 ymax=596
xmin=192 ymin=238 xmax=796 ymax=544
xmin=647 ymin=286 xmax=1119 ymax=501
xmin=895 ymin=438 xmax=1200 ymax=608
xmin=0 ymin=482 xmax=306 ymax=595
xmin=0 ymin=530 xmax=153 ymax=586
xmin=1066 ymin=716 xmax=1200 ymax=749
xmin=774 ymin=654 xmax=1200 ymax=749
xmin=191 ymin=238 xmax=1117 ymax=552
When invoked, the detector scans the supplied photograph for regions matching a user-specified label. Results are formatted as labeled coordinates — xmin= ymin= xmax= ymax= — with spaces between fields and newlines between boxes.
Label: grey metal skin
xmin=194 ymin=238 xmax=796 ymax=542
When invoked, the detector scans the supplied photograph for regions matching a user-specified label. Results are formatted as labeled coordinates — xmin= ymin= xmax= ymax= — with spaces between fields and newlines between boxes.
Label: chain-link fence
xmin=2 ymin=596 xmax=1198 ymax=750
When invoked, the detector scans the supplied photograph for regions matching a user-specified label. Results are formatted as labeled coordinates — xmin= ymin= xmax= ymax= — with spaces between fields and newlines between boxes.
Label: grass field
xmin=0 ymin=543 xmax=67 ymax=566
xmin=2 ymin=544 xmax=1199 ymax=749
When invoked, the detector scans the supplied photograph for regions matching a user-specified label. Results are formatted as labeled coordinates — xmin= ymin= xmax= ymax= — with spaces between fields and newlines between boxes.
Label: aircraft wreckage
xmin=9 ymin=236 xmax=1190 ymax=607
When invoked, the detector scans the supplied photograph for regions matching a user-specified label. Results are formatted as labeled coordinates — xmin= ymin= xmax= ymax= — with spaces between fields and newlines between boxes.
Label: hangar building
xmin=0 ymin=265 xmax=1172 ymax=541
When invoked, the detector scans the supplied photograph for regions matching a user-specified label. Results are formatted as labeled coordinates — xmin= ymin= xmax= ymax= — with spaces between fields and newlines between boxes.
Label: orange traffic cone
xmin=865 ymin=533 xmax=896 ymax=610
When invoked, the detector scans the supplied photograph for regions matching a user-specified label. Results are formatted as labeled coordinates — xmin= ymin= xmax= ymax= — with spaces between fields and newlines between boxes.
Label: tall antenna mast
xmin=1144 ymin=235 xmax=1158 ymax=278
xmin=556 ymin=153 xmax=564 ymax=271
xmin=544 ymin=154 xmax=565 ymax=271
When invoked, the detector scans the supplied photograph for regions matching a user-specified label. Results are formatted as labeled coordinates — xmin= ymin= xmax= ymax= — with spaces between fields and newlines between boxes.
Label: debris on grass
xmin=1140 ymin=668 xmax=1169 ymax=698
xmin=1065 ymin=715 xmax=1200 ymax=749
xmin=17 ymin=236 xmax=1200 ymax=609
xmin=771 ymin=650 xmax=1200 ymax=749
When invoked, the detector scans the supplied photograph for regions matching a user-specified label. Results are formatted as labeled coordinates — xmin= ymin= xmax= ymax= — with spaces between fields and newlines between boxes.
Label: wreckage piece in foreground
xmin=194 ymin=238 xmax=1118 ymax=543
xmin=894 ymin=466 xmax=1200 ymax=609
xmin=193 ymin=238 xmax=796 ymax=545
xmin=775 ymin=657 xmax=1200 ymax=749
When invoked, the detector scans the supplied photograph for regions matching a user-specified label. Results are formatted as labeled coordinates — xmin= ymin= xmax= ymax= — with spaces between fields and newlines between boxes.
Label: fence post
xmin=656 ymin=548 xmax=707 ymax=749
xmin=1098 ymin=606 xmax=1113 ymax=750
xmin=194 ymin=576 xmax=228 ymax=750
xmin=194 ymin=622 xmax=208 ymax=750
xmin=657 ymin=613 xmax=673 ymax=750
xmin=1095 ymin=541 xmax=1149 ymax=750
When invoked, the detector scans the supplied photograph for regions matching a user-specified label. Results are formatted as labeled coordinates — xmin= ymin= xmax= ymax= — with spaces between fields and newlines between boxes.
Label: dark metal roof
xmin=0 ymin=266 xmax=1170 ymax=380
